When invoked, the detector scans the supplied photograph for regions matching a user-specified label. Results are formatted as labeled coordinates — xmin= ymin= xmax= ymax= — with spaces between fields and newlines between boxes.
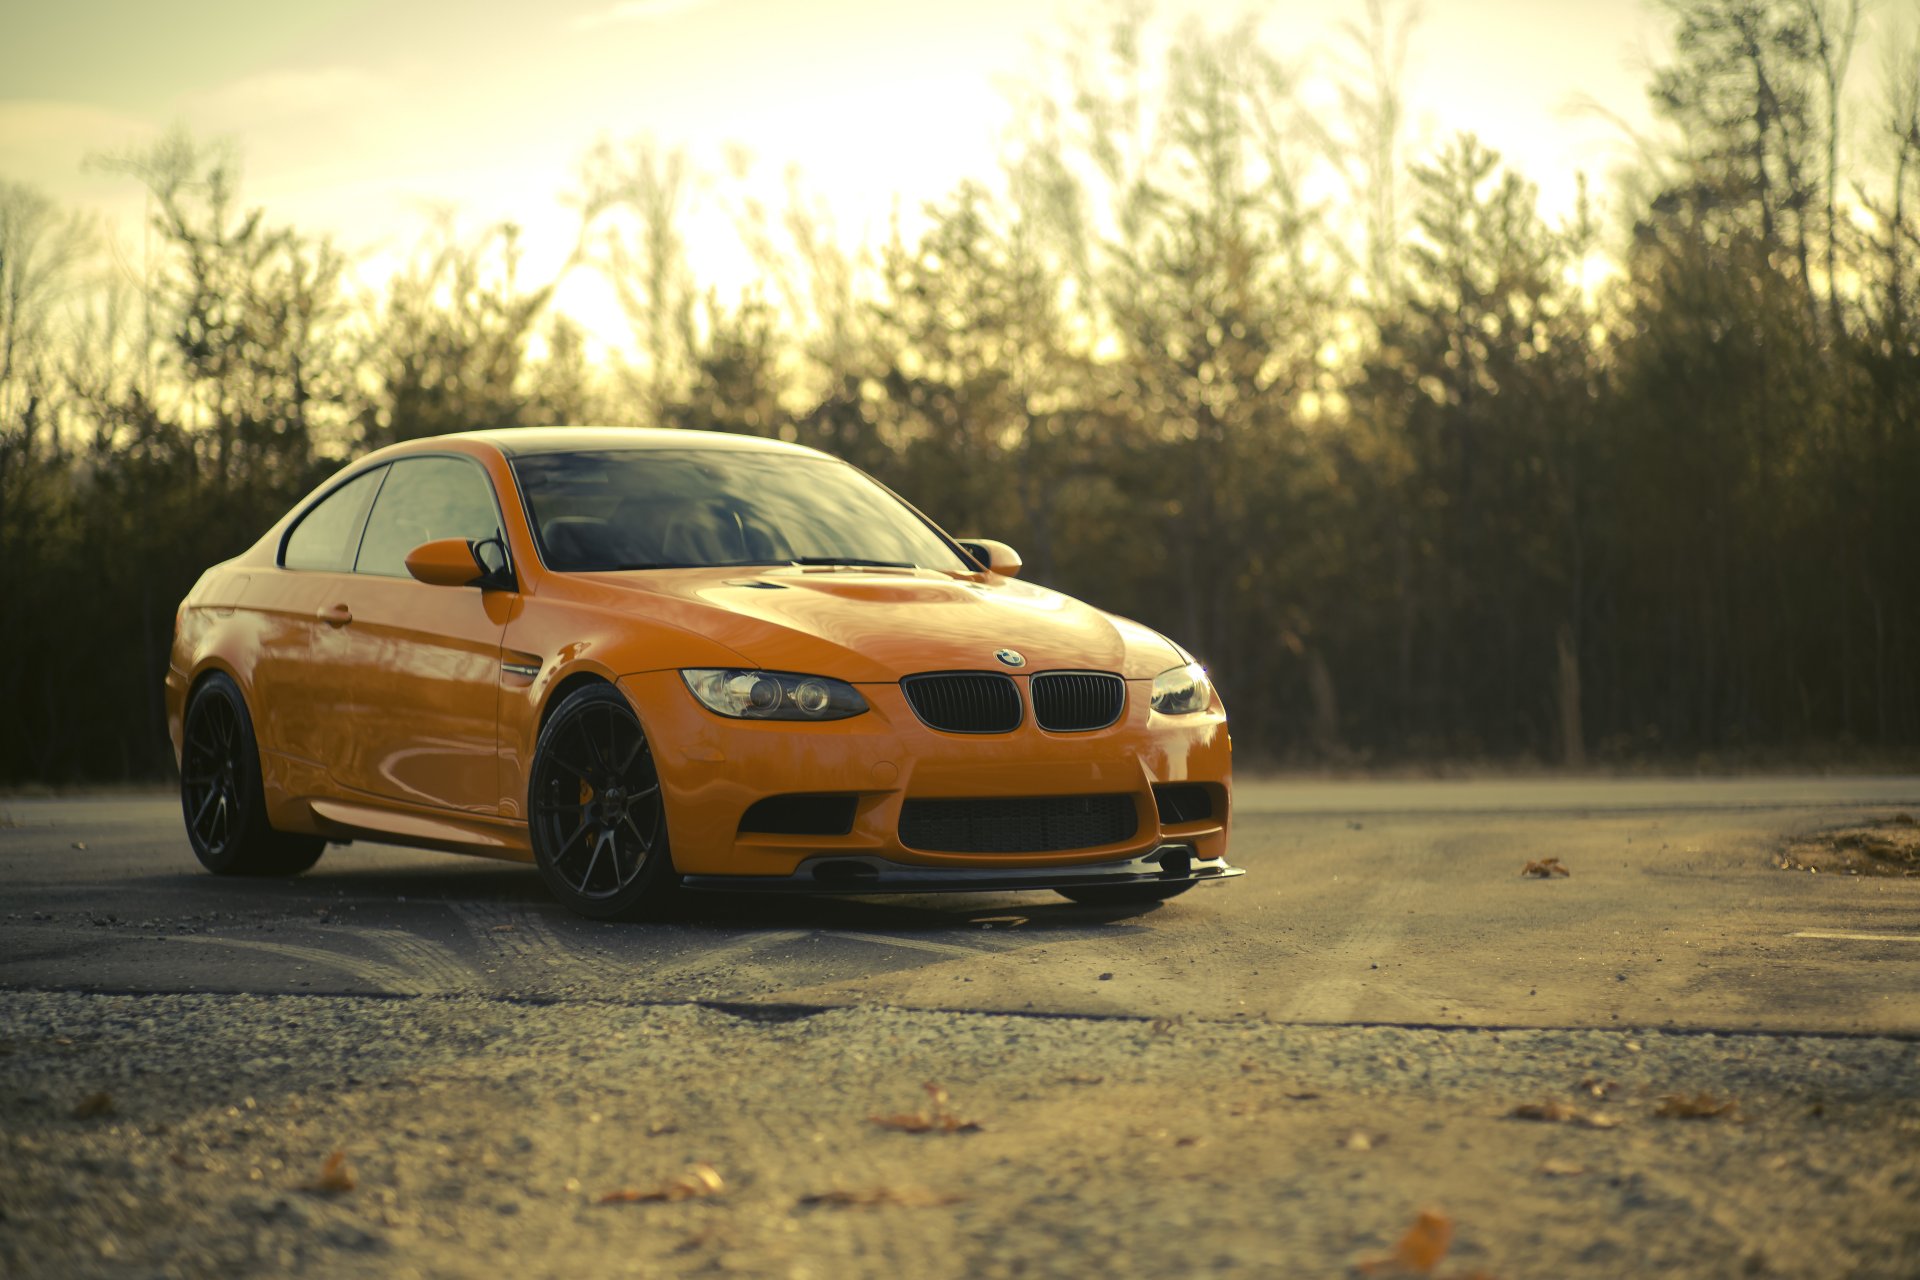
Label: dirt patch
xmin=1778 ymin=814 xmax=1920 ymax=877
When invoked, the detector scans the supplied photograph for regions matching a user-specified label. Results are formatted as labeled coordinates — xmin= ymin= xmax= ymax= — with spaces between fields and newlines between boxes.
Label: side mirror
xmin=957 ymin=538 xmax=1023 ymax=578
xmin=405 ymin=538 xmax=487 ymax=588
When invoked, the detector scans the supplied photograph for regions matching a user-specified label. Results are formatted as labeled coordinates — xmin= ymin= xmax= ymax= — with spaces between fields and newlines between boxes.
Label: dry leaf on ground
xmin=597 ymin=1162 xmax=726 ymax=1203
xmin=1358 ymin=1207 xmax=1454 ymax=1275
xmin=870 ymin=1083 xmax=982 ymax=1134
xmin=71 ymin=1091 xmax=114 ymax=1119
xmin=1577 ymin=1077 xmax=1620 ymax=1100
xmin=1519 ymin=858 xmax=1570 ymax=878
xmin=303 ymin=1150 xmax=356 ymax=1195
xmin=1537 ymin=1158 xmax=1586 ymax=1177
xmin=1653 ymin=1091 xmax=1738 ymax=1120
xmin=1509 ymin=1101 xmax=1619 ymax=1129
xmin=798 ymin=1187 xmax=964 ymax=1208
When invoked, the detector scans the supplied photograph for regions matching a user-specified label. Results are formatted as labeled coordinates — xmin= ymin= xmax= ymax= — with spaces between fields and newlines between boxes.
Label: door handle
xmin=319 ymin=603 xmax=353 ymax=627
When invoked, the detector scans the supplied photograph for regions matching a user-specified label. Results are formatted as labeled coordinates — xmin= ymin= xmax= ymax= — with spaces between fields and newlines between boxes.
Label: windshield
xmin=509 ymin=448 xmax=972 ymax=574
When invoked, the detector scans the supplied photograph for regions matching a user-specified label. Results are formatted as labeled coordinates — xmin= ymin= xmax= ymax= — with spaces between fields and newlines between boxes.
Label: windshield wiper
xmin=788 ymin=556 xmax=916 ymax=569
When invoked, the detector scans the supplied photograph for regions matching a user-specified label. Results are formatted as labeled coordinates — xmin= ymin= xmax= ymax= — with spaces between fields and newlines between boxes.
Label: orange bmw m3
xmin=165 ymin=428 xmax=1240 ymax=918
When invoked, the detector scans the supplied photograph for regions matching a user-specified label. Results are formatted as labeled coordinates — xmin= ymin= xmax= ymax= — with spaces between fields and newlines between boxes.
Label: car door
xmin=322 ymin=455 xmax=512 ymax=814
xmin=252 ymin=466 xmax=387 ymax=780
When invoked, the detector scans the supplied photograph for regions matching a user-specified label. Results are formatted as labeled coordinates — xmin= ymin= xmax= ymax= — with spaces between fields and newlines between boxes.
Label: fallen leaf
xmin=1653 ymin=1091 xmax=1738 ymax=1120
xmin=71 ymin=841 xmax=87 ymax=851
xmin=1342 ymin=1130 xmax=1378 ymax=1151
xmin=1520 ymin=857 xmax=1570 ymax=878
xmin=1358 ymin=1207 xmax=1454 ymax=1275
xmin=870 ymin=1083 xmax=982 ymax=1135
xmin=304 ymin=1150 xmax=356 ymax=1195
xmin=71 ymin=1091 xmax=114 ymax=1119
xmin=598 ymin=1162 xmax=725 ymax=1203
xmin=1538 ymin=1158 xmax=1586 ymax=1177
xmin=798 ymin=1186 xmax=964 ymax=1208
xmin=1577 ymin=1077 xmax=1621 ymax=1100
xmin=1509 ymin=1101 xmax=1619 ymax=1129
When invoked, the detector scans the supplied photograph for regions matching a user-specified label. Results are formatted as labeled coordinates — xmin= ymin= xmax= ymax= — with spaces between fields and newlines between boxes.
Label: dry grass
xmin=1778 ymin=815 xmax=1920 ymax=878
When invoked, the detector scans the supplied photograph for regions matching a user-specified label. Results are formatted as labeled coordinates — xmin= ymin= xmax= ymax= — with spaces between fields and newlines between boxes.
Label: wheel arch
xmin=536 ymin=665 xmax=626 ymax=735
xmin=185 ymin=656 xmax=249 ymax=710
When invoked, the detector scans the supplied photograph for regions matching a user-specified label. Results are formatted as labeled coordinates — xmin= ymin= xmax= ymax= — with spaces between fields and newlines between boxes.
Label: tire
xmin=527 ymin=683 xmax=679 ymax=920
xmin=1056 ymin=881 xmax=1195 ymax=907
xmin=179 ymin=673 xmax=325 ymax=876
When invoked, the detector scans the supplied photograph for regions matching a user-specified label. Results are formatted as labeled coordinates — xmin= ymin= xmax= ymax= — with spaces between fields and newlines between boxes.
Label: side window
xmin=354 ymin=456 xmax=504 ymax=578
xmin=282 ymin=468 xmax=385 ymax=572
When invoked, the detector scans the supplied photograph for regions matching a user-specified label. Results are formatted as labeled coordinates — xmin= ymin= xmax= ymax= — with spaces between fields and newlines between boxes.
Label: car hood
xmin=571 ymin=566 xmax=1181 ymax=682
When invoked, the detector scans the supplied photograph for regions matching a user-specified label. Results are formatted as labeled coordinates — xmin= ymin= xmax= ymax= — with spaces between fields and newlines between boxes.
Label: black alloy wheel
xmin=528 ymin=683 xmax=678 ymax=919
xmin=180 ymin=673 xmax=325 ymax=875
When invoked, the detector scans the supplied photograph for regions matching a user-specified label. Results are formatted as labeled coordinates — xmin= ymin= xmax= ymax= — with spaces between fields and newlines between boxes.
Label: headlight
xmin=1151 ymin=662 xmax=1212 ymax=715
xmin=681 ymin=669 xmax=868 ymax=720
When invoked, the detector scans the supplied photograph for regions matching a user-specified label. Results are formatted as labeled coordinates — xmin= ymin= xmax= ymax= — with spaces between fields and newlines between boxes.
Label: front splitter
xmin=679 ymin=843 xmax=1245 ymax=895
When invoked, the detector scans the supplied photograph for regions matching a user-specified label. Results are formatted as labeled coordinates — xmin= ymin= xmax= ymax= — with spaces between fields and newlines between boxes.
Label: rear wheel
xmin=528 ymin=683 xmax=679 ymax=919
xmin=180 ymin=673 xmax=325 ymax=876
xmin=1056 ymin=881 xmax=1194 ymax=907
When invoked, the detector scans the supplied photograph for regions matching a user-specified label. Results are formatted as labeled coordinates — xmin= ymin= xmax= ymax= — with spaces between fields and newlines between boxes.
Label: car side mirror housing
xmin=405 ymin=538 xmax=489 ymax=588
xmin=957 ymin=538 xmax=1023 ymax=578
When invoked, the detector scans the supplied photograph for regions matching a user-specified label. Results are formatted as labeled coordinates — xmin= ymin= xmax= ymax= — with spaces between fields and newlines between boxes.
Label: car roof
xmin=440 ymin=426 xmax=834 ymax=461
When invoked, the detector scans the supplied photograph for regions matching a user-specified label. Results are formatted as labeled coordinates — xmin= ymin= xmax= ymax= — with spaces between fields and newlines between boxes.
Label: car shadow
xmin=119 ymin=854 xmax=1177 ymax=934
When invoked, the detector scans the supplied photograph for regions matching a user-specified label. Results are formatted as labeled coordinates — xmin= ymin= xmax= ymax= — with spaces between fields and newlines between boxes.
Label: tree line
xmin=2 ymin=0 xmax=1917 ymax=783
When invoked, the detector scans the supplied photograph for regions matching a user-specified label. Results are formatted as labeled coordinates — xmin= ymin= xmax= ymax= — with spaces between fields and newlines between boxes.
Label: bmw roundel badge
xmin=994 ymin=648 xmax=1026 ymax=668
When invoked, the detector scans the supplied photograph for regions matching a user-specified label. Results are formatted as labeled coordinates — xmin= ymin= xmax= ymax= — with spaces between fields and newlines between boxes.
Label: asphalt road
xmin=4 ymin=777 xmax=1918 ymax=1035
xmin=6 ymin=778 xmax=1920 ymax=1279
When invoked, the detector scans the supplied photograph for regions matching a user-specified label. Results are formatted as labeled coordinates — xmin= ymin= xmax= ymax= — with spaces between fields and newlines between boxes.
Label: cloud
xmin=180 ymin=67 xmax=396 ymax=126
xmin=568 ymin=0 xmax=713 ymax=33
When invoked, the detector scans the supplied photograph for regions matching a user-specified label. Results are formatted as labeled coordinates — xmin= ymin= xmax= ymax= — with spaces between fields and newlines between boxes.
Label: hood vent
xmin=1031 ymin=672 xmax=1125 ymax=732
xmin=901 ymin=672 xmax=1022 ymax=734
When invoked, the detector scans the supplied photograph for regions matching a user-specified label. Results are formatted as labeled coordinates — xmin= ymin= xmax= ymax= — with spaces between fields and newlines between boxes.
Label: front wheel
xmin=528 ymin=683 xmax=679 ymax=920
xmin=179 ymin=673 xmax=325 ymax=876
xmin=1056 ymin=881 xmax=1195 ymax=907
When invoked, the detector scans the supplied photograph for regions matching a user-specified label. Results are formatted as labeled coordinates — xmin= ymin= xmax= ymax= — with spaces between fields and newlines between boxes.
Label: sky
xmin=0 ymin=0 xmax=1694 ymax=337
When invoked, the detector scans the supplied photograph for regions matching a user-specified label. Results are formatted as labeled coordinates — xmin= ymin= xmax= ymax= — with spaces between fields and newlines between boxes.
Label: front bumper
xmin=618 ymin=670 xmax=1234 ymax=881
xmin=681 ymin=842 xmax=1244 ymax=894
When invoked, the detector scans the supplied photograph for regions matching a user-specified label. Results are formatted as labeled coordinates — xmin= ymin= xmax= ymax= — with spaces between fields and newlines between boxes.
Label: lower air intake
xmin=898 ymin=794 xmax=1138 ymax=853
xmin=739 ymin=794 xmax=858 ymax=836
xmin=1152 ymin=783 xmax=1214 ymax=825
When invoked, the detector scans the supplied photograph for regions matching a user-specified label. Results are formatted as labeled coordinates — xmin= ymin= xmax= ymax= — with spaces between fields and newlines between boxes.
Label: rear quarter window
xmin=282 ymin=468 xmax=385 ymax=572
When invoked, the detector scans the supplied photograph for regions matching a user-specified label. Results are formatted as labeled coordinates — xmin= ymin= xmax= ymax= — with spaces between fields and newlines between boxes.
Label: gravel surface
xmin=3 ymin=991 xmax=1916 ymax=1278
